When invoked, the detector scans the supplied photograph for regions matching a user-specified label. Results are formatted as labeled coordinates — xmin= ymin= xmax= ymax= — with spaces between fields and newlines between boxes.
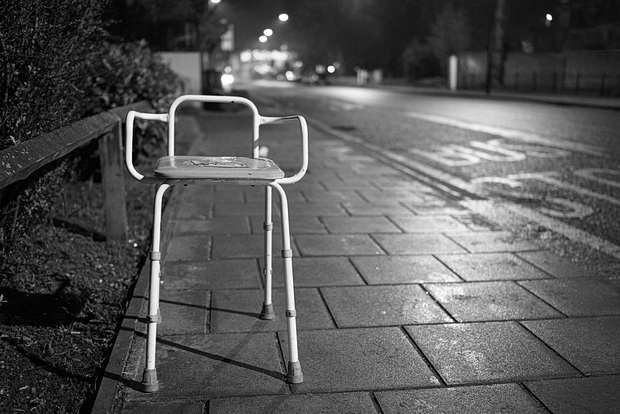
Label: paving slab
xmin=408 ymin=204 xmax=470 ymax=216
xmin=343 ymin=203 xmax=414 ymax=216
xmin=244 ymin=187 xmax=306 ymax=203
xmin=278 ymin=327 xmax=441 ymax=393
xmin=373 ymin=234 xmax=468 ymax=255
xmin=436 ymin=252 xmax=550 ymax=281
xmin=209 ymin=392 xmax=377 ymax=414
xmin=287 ymin=202 xmax=349 ymax=216
xmin=517 ymin=250 xmax=596 ymax=278
xmin=295 ymin=234 xmax=385 ymax=256
xmin=450 ymin=213 xmax=500 ymax=232
xmin=321 ymin=181 xmax=378 ymax=192
xmin=321 ymin=216 xmax=402 ymax=233
xmin=301 ymin=190 xmax=366 ymax=204
xmin=375 ymin=383 xmax=547 ymax=414
xmin=351 ymin=255 xmax=461 ymax=284
xmin=211 ymin=234 xmax=298 ymax=259
xmin=162 ymin=259 xmax=261 ymax=290
xmin=210 ymin=288 xmax=335 ymax=332
xmin=213 ymin=202 xmax=277 ymax=217
xmin=122 ymin=401 xmax=204 ymax=414
xmin=166 ymin=234 xmax=211 ymax=262
xmin=250 ymin=216 xmax=327 ymax=234
xmin=125 ymin=332 xmax=287 ymax=400
xmin=445 ymin=231 xmax=539 ymax=253
xmin=370 ymin=180 xmax=431 ymax=192
xmin=389 ymin=215 xmax=471 ymax=233
xmin=519 ymin=279 xmax=620 ymax=316
xmin=406 ymin=322 xmax=579 ymax=385
xmin=525 ymin=375 xmax=620 ymax=414
xmin=267 ymin=257 xmax=366 ymax=287
xmin=177 ymin=184 xmax=215 ymax=201
xmin=174 ymin=201 xmax=214 ymax=220
xmin=358 ymin=192 xmax=426 ymax=205
xmin=321 ymin=285 xmax=453 ymax=327
xmin=424 ymin=281 xmax=563 ymax=322
xmin=174 ymin=217 xmax=251 ymax=235
xmin=158 ymin=290 xmax=210 ymax=335
xmin=522 ymin=316 xmax=620 ymax=374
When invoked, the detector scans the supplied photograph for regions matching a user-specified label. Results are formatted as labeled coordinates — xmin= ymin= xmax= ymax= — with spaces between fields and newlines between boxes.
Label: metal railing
xmin=0 ymin=101 xmax=152 ymax=243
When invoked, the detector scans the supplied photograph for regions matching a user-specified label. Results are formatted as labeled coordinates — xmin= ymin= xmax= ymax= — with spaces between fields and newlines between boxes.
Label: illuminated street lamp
xmin=259 ymin=35 xmax=268 ymax=43
xmin=279 ymin=13 xmax=289 ymax=22
xmin=264 ymin=28 xmax=273 ymax=36
xmin=545 ymin=13 xmax=553 ymax=27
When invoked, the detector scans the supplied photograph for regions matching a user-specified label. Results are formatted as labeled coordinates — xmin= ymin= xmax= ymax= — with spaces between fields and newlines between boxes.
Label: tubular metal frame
xmin=125 ymin=95 xmax=308 ymax=392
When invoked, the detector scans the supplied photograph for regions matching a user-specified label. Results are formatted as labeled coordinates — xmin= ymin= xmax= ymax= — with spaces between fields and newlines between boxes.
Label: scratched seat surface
xmin=153 ymin=156 xmax=285 ymax=182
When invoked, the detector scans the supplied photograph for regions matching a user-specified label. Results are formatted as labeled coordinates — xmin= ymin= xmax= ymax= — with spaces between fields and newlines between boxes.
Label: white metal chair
xmin=125 ymin=95 xmax=308 ymax=392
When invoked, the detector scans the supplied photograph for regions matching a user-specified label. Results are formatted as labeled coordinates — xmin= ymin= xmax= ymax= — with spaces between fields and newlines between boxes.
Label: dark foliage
xmin=0 ymin=1 xmax=181 ymax=412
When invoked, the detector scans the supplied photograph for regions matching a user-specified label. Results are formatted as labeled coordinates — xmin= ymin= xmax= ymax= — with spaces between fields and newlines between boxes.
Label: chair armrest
xmin=259 ymin=115 xmax=309 ymax=185
xmin=125 ymin=110 xmax=169 ymax=182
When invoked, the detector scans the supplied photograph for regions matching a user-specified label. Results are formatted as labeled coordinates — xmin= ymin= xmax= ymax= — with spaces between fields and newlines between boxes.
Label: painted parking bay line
xmin=406 ymin=112 xmax=604 ymax=156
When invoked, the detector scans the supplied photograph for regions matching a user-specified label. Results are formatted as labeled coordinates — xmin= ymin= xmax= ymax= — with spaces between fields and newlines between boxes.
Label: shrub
xmin=0 ymin=1 xmax=182 ymax=264
xmin=85 ymin=40 xmax=182 ymax=162
xmin=86 ymin=40 xmax=181 ymax=114
xmin=0 ymin=0 xmax=107 ymax=150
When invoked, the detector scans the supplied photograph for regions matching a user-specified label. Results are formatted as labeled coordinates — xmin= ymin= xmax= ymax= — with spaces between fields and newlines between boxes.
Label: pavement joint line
xmin=316 ymin=288 xmax=341 ymax=328
xmin=520 ymin=382 xmax=555 ymax=414
xmin=514 ymin=280 xmax=570 ymax=319
xmin=368 ymin=391 xmax=386 ymax=414
xmin=516 ymin=321 xmax=588 ymax=377
xmin=418 ymin=283 xmax=458 ymax=324
xmin=399 ymin=325 xmax=448 ymax=388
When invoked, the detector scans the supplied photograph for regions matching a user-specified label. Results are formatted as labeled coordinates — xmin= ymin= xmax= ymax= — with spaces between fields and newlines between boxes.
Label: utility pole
xmin=486 ymin=0 xmax=505 ymax=93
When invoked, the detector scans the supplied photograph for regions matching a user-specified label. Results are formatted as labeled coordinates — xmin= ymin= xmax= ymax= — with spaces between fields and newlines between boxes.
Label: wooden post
xmin=99 ymin=117 xmax=128 ymax=243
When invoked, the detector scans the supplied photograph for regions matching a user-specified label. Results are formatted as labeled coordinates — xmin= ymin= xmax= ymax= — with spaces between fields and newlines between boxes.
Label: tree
xmin=402 ymin=39 xmax=441 ymax=81
xmin=427 ymin=3 xmax=472 ymax=75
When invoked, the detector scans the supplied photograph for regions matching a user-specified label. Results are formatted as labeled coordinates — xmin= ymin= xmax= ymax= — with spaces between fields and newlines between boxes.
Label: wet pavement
xmin=93 ymin=102 xmax=620 ymax=413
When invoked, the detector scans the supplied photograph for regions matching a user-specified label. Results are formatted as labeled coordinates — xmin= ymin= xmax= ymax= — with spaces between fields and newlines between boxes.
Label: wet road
xmin=246 ymin=80 xmax=620 ymax=269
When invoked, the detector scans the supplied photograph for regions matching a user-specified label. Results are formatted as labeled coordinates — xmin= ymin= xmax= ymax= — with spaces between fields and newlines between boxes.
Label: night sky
xmin=216 ymin=0 xmax=500 ymax=75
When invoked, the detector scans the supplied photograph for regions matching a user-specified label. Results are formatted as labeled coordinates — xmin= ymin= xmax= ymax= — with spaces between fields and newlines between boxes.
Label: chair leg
xmin=141 ymin=183 xmax=170 ymax=393
xmin=270 ymin=183 xmax=303 ymax=384
xmin=260 ymin=186 xmax=275 ymax=320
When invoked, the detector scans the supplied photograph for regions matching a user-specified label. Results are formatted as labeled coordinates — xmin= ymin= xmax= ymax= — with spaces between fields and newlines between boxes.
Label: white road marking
xmin=406 ymin=111 xmax=605 ymax=156
xmin=463 ymin=199 xmax=620 ymax=260
xmin=574 ymin=168 xmax=620 ymax=190
xmin=471 ymin=176 xmax=594 ymax=218
xmin=510 ymin=172 xmax=620 ymax=208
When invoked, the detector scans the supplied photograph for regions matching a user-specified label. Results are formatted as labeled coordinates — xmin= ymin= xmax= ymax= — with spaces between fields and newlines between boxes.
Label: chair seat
xmin=153 ymin=156 xmax=285 ymax=183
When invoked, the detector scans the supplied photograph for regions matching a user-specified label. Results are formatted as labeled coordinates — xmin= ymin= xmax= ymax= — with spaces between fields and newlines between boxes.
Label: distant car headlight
xmin=221 ymin=73 xmax=235 ymax=90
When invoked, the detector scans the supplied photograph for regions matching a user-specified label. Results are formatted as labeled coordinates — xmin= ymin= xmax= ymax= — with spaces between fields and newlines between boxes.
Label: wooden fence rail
xmin=0 ymin=101 xmax=153 ymax=243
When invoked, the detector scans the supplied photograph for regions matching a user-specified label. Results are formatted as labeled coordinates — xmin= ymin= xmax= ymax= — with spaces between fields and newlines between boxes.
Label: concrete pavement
xmin=94 ymin=102 xmax=620 ymax=413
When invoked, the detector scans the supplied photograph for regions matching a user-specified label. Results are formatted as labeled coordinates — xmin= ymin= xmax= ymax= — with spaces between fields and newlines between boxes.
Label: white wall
xmin=158 ymin=52 xmax=201 ymax=94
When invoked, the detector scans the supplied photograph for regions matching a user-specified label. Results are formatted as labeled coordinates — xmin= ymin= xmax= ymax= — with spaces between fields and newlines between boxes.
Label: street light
xmin=279 ymin=13 xmax=289 ymax=22
xmin=545 ymin=13 xmax=553 ymax=27
xmin=259 ymin=35 xmax=268 ymax=43
xmin=263 ymin=28 xmax=273 ymax=36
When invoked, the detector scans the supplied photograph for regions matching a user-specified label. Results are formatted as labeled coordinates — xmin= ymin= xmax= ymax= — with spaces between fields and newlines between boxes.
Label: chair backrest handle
xmin=125 ymin=110 xmax=169 ymax=181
